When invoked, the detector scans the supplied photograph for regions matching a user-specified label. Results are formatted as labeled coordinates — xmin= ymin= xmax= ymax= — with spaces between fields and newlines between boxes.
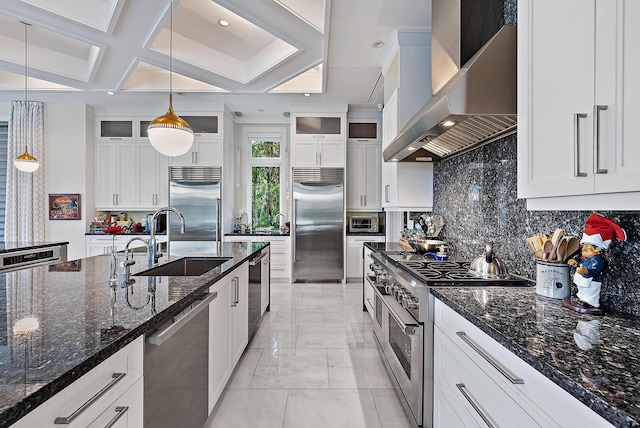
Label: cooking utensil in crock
xmin=469 ymin=242 xmax=509 ymax=278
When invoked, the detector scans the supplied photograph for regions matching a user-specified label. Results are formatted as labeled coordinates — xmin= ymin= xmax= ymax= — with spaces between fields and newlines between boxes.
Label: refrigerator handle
xmin=292 ymin=199 xmax=297 ymax=263
xmin=216 ymin=198 xmax=221 ymax=241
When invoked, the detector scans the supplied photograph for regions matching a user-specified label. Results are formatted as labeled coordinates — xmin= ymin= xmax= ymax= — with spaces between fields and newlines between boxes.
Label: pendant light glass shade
xmin=15 ymin=22 xmax=40 ymax=173
xmin=14 ymin=146 xmax=39 ymax=172
xmin=147 ymin=0 xmax=193 ymax=157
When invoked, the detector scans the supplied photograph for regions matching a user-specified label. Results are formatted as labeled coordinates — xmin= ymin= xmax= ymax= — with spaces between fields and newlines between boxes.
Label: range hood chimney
xmin=383 ymin=0 xmax=517 ymax=162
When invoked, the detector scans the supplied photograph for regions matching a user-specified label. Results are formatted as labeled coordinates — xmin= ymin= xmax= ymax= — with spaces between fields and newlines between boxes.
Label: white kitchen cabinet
xmin=11 ymin=336 xmax=144 ymax=428
xmin=518 ymin=0 xmax=640 ymax=208
xmin=170 ymin=137 xmax=223 ymax=166
xmin=433 ymin=299 xmax=614 ymax=428
xmin=96 ymin=118 xmax=135 ymax=141
xmin=136 ymin=144 xmax=169 ymax=207
xmin=85 ymin=235 xmax=166 ymax=257
xmin=382 ymin=90 xmax=398 ymax=151
xmin=291 ymin=139 xmax=345 ymax=167
xmin=381 ymin=161 xmax=433 ymax=211
xmin=224 ymin=236 xmax=291 ymax=282
xmin=346 ymin=235 xmax=385 ymax=281
xmin=95 ymin=142 xmax=137 ymax=210
xmin=346 ymin=142 xmax=382 ymax=210
xmin=208 ymin=274 xmax=231 ymax=413
xmin=230 ymin=262 xmax=249 ymax=367
xmin=291 ymin=112 xmax=346 ymax=140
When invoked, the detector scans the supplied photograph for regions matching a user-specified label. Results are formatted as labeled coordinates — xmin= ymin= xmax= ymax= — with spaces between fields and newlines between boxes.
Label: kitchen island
xmin=0 ymin=241 xmax=268 ymax=428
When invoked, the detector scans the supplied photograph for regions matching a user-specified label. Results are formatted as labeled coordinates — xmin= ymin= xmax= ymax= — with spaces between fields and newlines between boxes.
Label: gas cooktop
xmin=382 ymin=251 xmax=531 ymax=287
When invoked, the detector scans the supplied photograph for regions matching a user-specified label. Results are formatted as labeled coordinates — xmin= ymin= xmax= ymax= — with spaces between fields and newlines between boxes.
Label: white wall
xmin=44 ymin=104 xmax=94 ymax=260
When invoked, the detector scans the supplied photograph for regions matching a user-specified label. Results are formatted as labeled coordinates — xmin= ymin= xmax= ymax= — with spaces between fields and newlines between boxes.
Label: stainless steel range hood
xmin=383 ymin=0 xmax=517 ymax=162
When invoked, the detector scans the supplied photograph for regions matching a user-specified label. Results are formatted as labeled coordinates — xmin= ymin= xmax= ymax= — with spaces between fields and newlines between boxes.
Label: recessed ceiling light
xmin=258 ymin=108 xmax=265 ymax=112
xmin=391 ymin=158 xmax=399 ymax=162
xmin=218 ymin=19 xmax=230 ymax=27
xmin=106 ymin=91 xmax=115 ymax=95
xmin=304 ymin=93 xmax=311 ymax=97
xmin=408 ymin=147 xmax=417 ymax=151
xmin=372 ymin=40 xmax=384 ymax=48
xmin=441 ymin=120 xmax=456 ymax=127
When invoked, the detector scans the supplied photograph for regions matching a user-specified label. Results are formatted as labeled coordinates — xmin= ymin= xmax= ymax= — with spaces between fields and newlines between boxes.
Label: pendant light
xmin=14 ymin=22 xmax=40 ymax=173
xmin=147 ymin=0 xmax=193 ymax=157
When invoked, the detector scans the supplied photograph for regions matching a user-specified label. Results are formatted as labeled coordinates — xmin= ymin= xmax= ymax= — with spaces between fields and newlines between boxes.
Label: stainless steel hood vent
xmin=383 ymin=0 xmax=517 ymax=162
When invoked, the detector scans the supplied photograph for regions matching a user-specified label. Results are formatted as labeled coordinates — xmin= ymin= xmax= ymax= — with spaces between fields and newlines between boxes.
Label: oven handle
xmin=249 ymin=252 xmax=267 ymax=266
xmin=383 ymin=295 xmax=420 ymax=335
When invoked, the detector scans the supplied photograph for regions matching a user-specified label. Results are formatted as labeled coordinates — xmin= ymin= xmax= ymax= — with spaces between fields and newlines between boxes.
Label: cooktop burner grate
xmin=397 ymin=259 xmax=529 ymax=286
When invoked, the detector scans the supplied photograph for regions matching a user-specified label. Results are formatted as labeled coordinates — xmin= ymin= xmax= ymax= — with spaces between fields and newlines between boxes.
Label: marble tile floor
xmin=204 ymin=281 xmax=415 ymax=428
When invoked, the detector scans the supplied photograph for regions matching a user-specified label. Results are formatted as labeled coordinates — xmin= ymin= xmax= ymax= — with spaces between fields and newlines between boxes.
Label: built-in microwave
xmin=348 ymin=216 xmax=379 ymax=233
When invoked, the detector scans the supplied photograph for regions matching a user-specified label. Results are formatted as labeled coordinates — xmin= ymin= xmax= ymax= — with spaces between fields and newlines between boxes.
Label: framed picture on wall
xmin=48 ymin=194 xmax=80 ymax=220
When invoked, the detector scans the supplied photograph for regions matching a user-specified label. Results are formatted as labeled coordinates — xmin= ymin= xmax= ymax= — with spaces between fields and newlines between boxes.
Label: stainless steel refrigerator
xmin=168 ymin=166 xmax=222 ymax=253
xmin=292 ymin=167 xmax=344 ymax=282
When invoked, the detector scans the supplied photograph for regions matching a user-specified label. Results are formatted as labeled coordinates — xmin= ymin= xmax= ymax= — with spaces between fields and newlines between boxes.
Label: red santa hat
xmin=580 ymin=213 xmax=627 ymax=250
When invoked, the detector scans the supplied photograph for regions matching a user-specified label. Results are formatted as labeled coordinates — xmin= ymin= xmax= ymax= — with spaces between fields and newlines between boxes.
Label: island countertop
xmin=431 ymin=286 xmax=640 ymax=428
xmin=0 ymin=241 xmax=268 ymax=428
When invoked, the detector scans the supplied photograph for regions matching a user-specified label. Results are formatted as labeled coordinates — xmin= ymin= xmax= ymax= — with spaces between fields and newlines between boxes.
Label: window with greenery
xmin=252 ymin=166 xmax=280 ymax=228
xmin=249 ymin=135 xmax=283 ymax=229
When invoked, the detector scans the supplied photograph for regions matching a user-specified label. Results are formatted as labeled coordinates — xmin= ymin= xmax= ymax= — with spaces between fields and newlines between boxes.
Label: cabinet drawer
xmin=434 ymin=326 xmax=548 ymax=427
xmin=87 ymin=377 xmax=144 ymax=428
xmin=434 ymin=300 xmax=613 ymax=428
xmin=12 ymin=336 xmax=143 ymax=428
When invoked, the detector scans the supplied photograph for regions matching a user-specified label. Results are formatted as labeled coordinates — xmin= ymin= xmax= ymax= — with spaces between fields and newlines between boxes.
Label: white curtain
xmin=5 ymin=101 xmax=45 ymax=244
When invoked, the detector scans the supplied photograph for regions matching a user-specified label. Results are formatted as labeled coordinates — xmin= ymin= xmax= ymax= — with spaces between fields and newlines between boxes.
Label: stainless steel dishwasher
xmin=144 ymin=291 xmax=217 ymax=428
xmin=248 ymin=249 xmax=268 ymax=340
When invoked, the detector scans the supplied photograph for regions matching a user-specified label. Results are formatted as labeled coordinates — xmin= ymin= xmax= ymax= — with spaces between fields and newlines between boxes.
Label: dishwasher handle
xmin=146 ymin=292 xmax=218 ymax=346
xmin=249 ymin=252 xmax=268 ymax=266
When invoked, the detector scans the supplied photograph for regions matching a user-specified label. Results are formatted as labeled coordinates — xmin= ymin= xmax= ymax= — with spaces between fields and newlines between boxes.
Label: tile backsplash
xmin=432 ymin=134 xmax=640 ymax=317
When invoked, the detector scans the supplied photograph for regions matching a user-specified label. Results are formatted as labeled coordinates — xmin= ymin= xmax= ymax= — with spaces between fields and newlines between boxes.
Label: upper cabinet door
xmin=96 ymin=118 xmax=135 ymax=141
xmin=518 ymin=0 xmax=640 ymax=203
xmin=518 ymin=0 xmax=596 ymax=198
xmin=291 ymin=113 xmax=346 ymax=140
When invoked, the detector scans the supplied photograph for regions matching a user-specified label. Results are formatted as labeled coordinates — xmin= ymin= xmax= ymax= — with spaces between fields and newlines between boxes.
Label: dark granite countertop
xmin=347 ymin=232 xmax=385 ymax=237
xmin=431 ymin=287 xmax=640 ymax=427
xmin=0 ymin=241 xmax=69 ymax=254
xmin=224 ymin=231 xmax=290 ymax=237
xmin=0 ymin=241 xmax=268 ymax=428
xmin=85 ymin=232 xmax=166 ymax=236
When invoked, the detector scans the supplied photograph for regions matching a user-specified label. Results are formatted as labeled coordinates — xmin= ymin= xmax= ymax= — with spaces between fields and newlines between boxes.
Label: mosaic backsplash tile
xmin=432 ymin=134 xmax=640 ymax=317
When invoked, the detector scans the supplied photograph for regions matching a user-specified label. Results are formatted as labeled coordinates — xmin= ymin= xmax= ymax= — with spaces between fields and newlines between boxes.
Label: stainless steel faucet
xmin=150 ymin=206 xmax=186 ymax=266
xmin=120 ymin=237 xmax=149 ymax=286
xmin=274 ymin=213 xmax=285 ymax=226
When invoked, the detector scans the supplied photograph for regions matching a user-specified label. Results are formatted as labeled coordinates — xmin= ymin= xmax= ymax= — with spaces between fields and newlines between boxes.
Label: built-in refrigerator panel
xmin=168 ymin=166 xmax=222 ymax=243
xmin=292 ymin=168 xmax=344 ymax=282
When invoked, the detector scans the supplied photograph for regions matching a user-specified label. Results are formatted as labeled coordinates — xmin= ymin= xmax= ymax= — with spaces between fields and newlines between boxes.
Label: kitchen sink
xmin=134 ymin=257 xmax=231 ymax=276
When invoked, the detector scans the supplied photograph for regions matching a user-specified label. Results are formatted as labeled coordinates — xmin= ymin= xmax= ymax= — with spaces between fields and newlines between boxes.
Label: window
xmin=248 ymin=133 xmax=285 ymax=229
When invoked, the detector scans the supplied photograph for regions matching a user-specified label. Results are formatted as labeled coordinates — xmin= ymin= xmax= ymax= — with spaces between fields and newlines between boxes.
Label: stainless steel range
xmin=367 ymin=250 xmax=530 ymax=428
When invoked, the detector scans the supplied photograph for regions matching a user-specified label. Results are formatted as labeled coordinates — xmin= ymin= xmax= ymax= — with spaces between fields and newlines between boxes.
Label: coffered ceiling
xmin=0 ymin=0 xmax=430 ymax=114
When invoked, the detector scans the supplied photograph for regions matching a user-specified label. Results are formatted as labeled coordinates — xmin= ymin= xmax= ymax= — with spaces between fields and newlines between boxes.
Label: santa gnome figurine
xmin=562 ymin=213 xmax=626 ymax=315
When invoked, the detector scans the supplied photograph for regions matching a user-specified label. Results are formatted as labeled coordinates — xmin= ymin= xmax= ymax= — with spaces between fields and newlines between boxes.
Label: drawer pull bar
xmin=456 ymin=383 xmax=495 ymax=428
xmin=456 ymin=331 xmax=524 ymax=384
xmin=574 ymin=113 xmax=588 ymax=177
xmin=54 ymin=373 xmax=126 ymax=424
xmin=104 ymin=406 xmax=129 ymax=428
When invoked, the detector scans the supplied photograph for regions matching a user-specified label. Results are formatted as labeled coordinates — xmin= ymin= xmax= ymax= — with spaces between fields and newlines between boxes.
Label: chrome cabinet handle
xmin=195 ymin=151 xmax=199 ymax=164
xmin=385 ymin=185 xmax=390 ymax=202
xmin=235 ymin=277 xmax=240 ymax=304
xmin=360 ymin=195 xmax=363 ymax=206
xmin=112 ymin=194 xmax=116 ymax=205
xmin=104 ymin=406 xmax=129 ymax=428
xmin=318 ymin=152 xmax=322 ymax=165
xmin=231 ymin=277 xmax=238 ymax=307
xmin=594 ymin=105 xmax=608 ymax=174
xmin=315 ymin=152 xmax=319 ymax=165
xmin=574 ymin=113 xmax=588 ymax=177
xmin=456 ymin=383 xmax=495 ymax=428
xmin=456 ymin=331 xmax=524 ymax=384
xmin=363 ymin=195 xmax=366 ymax=206
xmin=191 ymin=152 xmax=195 ymax=164
xmin=54 ymin=373 xmax=126 ymax=424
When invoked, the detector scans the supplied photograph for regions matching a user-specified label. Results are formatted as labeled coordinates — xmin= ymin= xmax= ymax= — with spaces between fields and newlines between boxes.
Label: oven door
xmin=382 ymin=296 xmax=424 ymax=426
